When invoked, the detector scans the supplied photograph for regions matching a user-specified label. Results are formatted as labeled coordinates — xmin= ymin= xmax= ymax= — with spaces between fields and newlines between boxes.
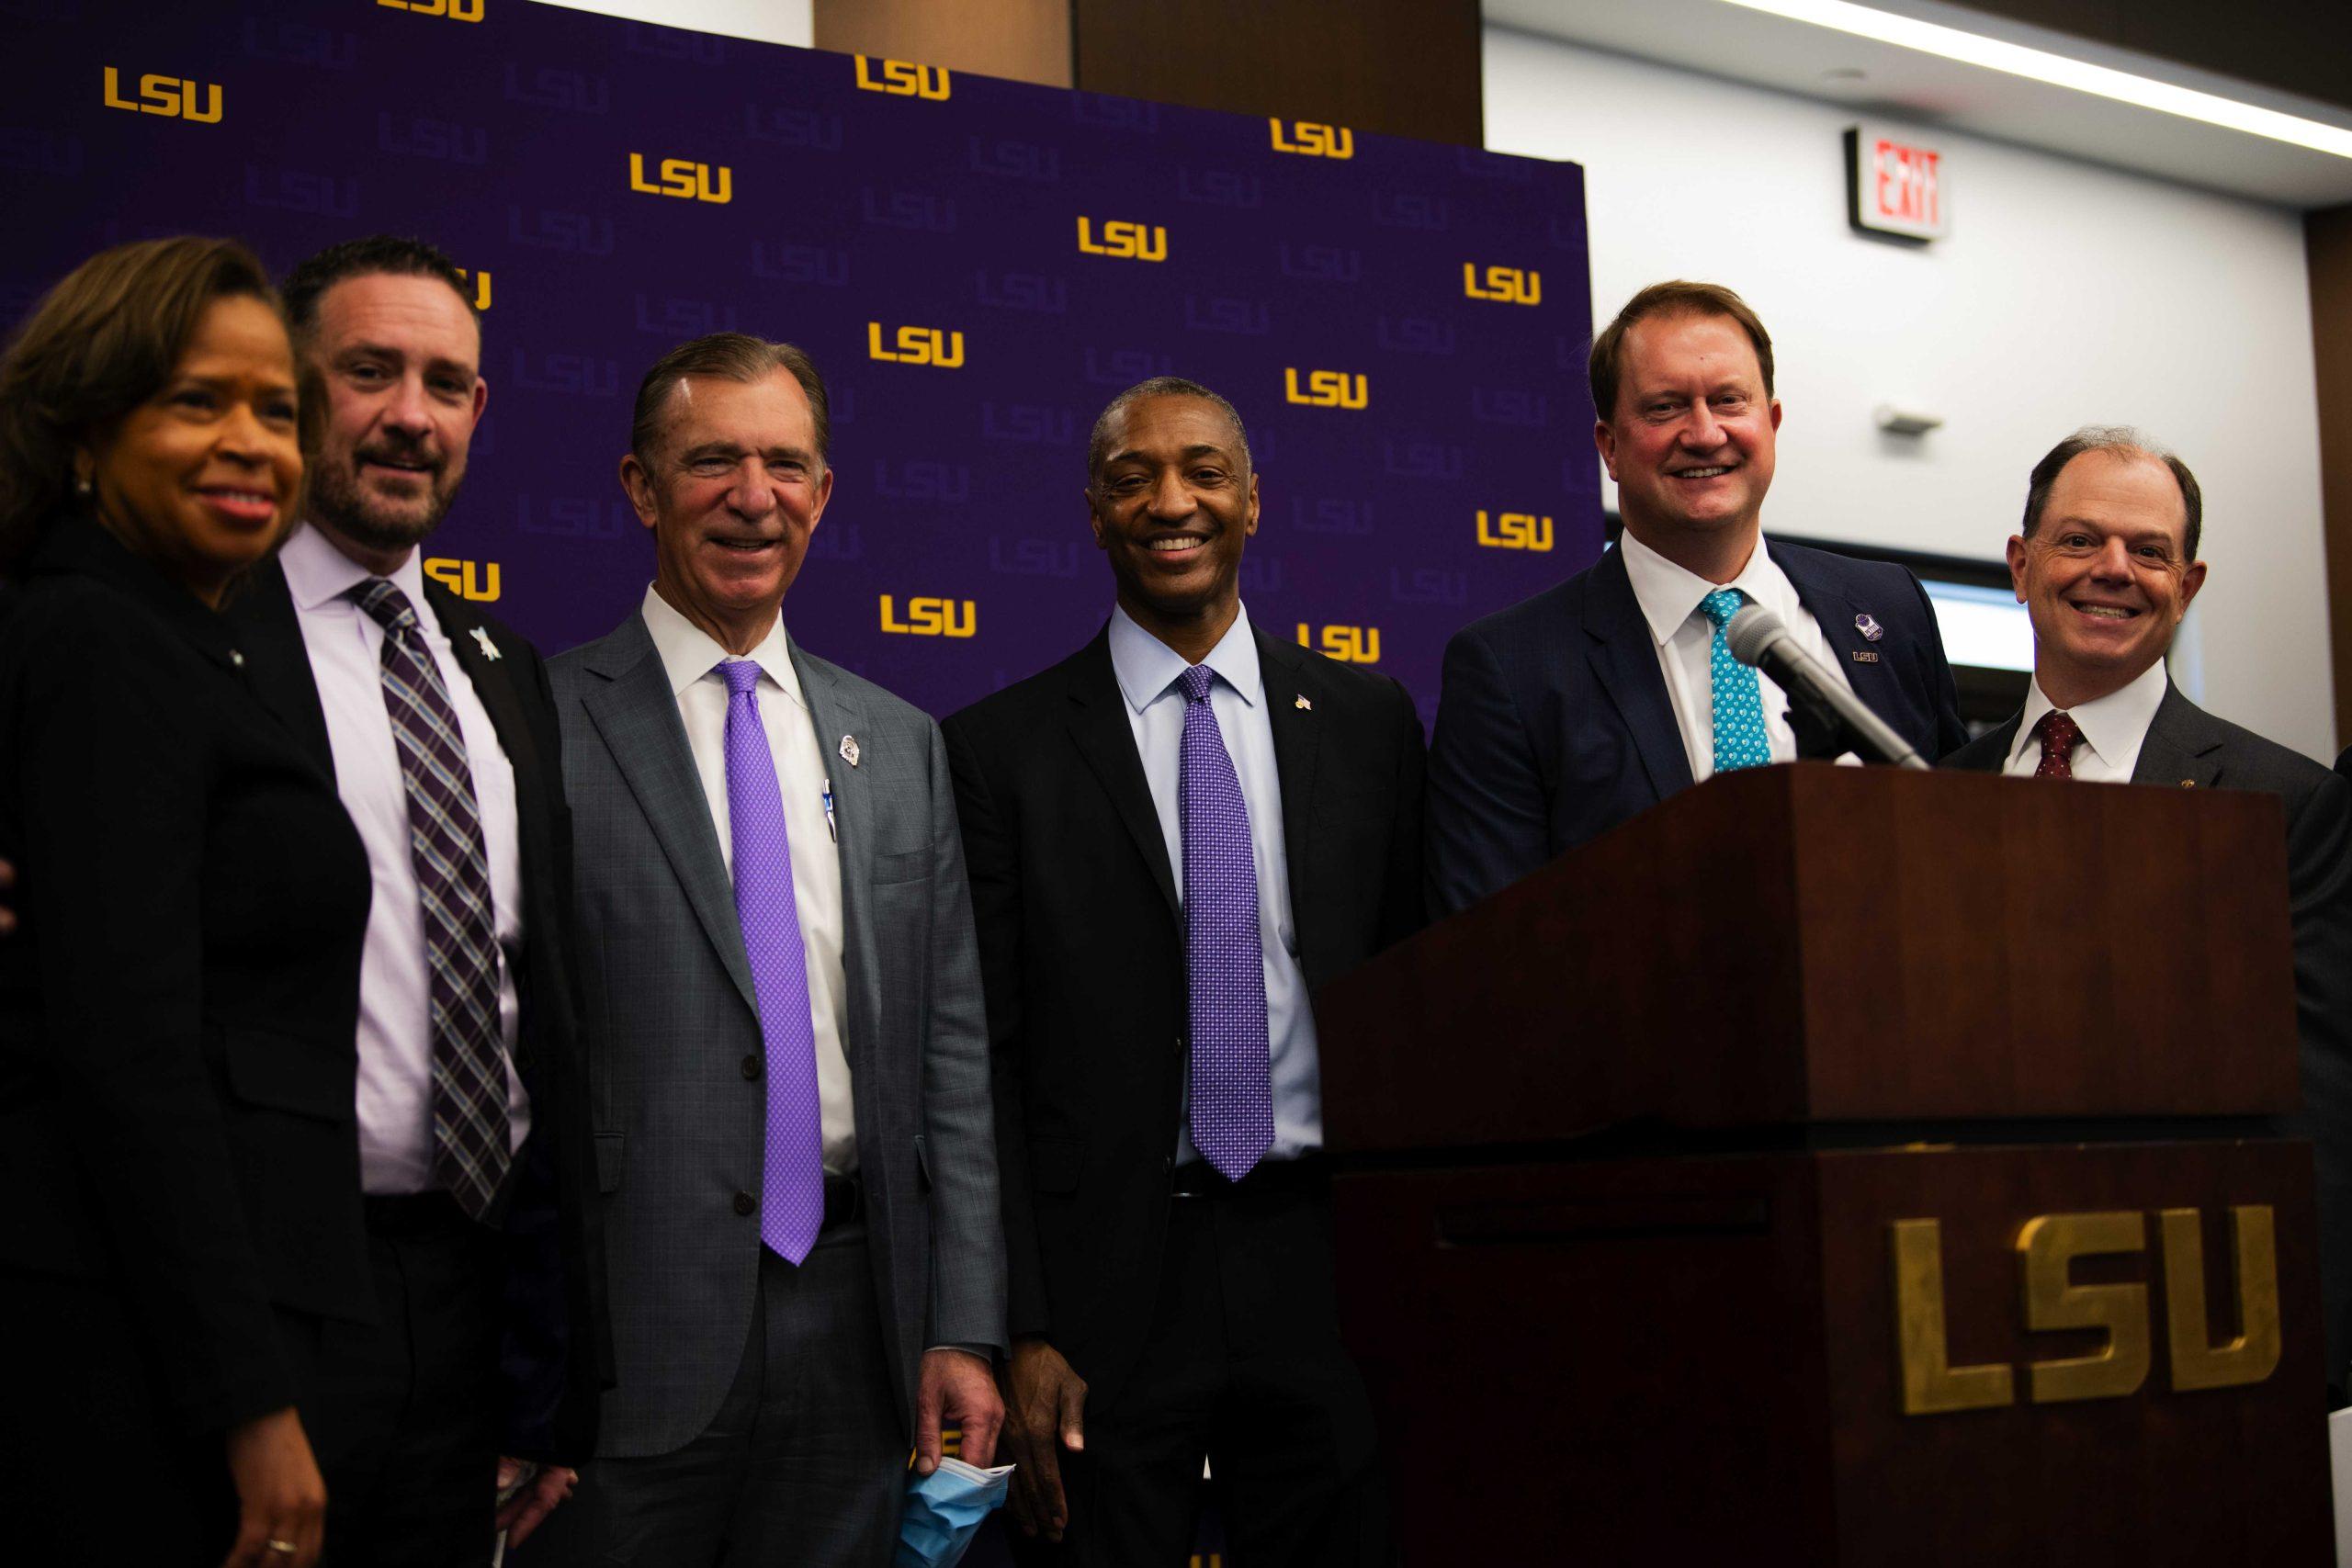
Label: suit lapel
xmin=792 ymin=645 xmax=876 ymax=1080
xmin=2131 ymin=682 xmax=2224 ymax=788
xmin=1065 ymin=634 xmax=1179 ymax=918
xmin=232 ymin=558 xmax=336 ymax=774
xmin=1255 ymin=630 xmax=1321 ymax=928
xmin=579 ymin=617 xmax=758 ymax=1018
xmin=429 ymin=583 xmax=541 ymax=797
xmin=1776 ymin=542 xmax=1906 ymax=737
xmin=1582 ymin=547 xmax=1692 ymax=801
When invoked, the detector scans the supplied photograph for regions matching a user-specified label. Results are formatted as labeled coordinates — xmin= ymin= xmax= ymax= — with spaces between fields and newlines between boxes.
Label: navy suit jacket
xmin=1427 ymin=536 xmax=1966 ymax=914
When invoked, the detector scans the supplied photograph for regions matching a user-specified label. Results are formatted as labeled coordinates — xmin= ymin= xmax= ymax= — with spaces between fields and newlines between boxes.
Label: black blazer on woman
xmin=0 ymin=519 xmax=372 ymax=1440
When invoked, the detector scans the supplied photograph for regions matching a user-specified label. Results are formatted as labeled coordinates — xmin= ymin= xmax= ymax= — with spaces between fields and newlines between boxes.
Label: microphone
xmin=1724 ymin=604 xmax=1930 ymax=772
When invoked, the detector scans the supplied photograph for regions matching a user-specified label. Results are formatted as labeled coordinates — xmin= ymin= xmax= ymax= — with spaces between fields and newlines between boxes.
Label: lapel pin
xmin=2180 ymin=779 xmax=2196 ymax=788
xmin=1850 ymin=650 xmax=1881 ymax=664
xmin=469 ymin=626 xmax=501 ymax=661
xmin=839 ymin=733 xmax=861 ymax=768
xmin=1854 ymin=613 xmax=1884 ymax=642
xmin=1295 ymin=694 xmax=1312 ymax=710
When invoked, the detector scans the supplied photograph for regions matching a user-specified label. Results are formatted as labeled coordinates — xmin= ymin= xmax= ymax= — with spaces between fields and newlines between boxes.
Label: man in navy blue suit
xmin=1427 ymin=280 xmax=1966 ymax=914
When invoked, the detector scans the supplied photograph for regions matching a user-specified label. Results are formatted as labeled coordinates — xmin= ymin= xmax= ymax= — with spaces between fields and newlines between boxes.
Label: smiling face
xmin=623 ymin=369 xmax=832 ymax=655
xmin=1087 ymin=393 xmax=1259 ymax=650
xmin=1596 ymin=309 xmax=1781 ymax=578
xmin=2007 ymin=449 xmax=2205 ymax=707
xmin=80 ymin=293 xmax=302 ymax=604
xmin=301 ymin=271 xmax=485 ymax=569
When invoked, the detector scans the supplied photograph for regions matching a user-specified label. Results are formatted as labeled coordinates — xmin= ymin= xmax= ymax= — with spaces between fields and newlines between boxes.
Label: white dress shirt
xmin=2002 ymin=660 xmax=2169 ymax=783
xmin=279 ymin=522 xmax=529 ymax=1195
xmin=640 ymin=586 xmax=857 ymax=1175
xmin=1618 ymin=529 xmax=1860 ymax=780
xmin=1107 ymin=603 xmax=1322 ymax=1166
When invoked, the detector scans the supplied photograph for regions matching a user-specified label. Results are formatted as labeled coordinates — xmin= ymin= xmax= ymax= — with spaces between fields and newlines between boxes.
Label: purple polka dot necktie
xmin=1178 ymin=664 xmax=1273 ymax=1180
xmin=718 ymin=660 xmax=824 ymax=1263
xmin=2032 ymin=709 xmax=2083 ymax=780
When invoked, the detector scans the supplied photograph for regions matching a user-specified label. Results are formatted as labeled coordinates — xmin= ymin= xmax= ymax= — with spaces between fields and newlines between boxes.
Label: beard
xmin=307 ymin=437 xmax=462 ymax=554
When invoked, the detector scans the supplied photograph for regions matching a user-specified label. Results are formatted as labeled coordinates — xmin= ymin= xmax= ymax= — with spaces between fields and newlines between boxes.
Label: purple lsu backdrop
xmin=5 ymin=0 xmax=1600 ymax=724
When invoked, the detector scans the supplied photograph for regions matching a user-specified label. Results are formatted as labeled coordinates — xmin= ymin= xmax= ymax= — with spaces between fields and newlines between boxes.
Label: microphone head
xmin=1724 ymin=603 xmax=1789 ymax=668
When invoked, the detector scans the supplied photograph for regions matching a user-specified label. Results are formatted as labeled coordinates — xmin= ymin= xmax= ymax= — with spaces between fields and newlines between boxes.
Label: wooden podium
xmin=1317 ymin=765 xmax=2330 ymax=1562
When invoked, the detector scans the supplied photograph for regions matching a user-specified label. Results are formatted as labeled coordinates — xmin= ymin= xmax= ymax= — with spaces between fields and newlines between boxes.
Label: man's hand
xmin=0 ymin=858 xmax=17 ymax=936
xmin=219 ymin=1406 xmax=326 ymax=1568
xmin=915 ymin=1348 xmax=1004 ymax=1477
xmin=494 ymin=1456 xmax=576 ymax=1549
xmin=999 ymin=1337 xmax=1087 ymax=1543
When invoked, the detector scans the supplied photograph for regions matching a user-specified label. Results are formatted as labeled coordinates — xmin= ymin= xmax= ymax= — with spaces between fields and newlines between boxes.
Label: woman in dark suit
xmin=0 ymin=238 xmax=373 ymax=1566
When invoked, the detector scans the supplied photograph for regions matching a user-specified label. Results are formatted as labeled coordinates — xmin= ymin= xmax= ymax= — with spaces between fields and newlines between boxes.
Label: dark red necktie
xmin=2032 ymin=709 xmax=2083 ymax=781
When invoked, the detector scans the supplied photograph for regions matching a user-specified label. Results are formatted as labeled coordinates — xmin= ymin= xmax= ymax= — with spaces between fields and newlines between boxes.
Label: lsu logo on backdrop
xmin=867 ymin=323 xmax=965 ymax=369
xmin=879 ymin=596 xmax=977 ymax=637
xmin=630 ymin=153 xmax=731 ymax=204
xmin=1476 ymin=510 xmax=1553 ymax=551
xmin=1269 ymin=118 xmax=1352 ymax=159
xmin=378 ymin=0 xmax=484 ymax=20
xmin=455 ymin=267 xmax=491 ymax=310
xmin=1284 ymin=369 xmax=1367 ymax=411
xmin=423 ymin=558 xmax=501 ymax=602
xmin=1464 ymin=264 xmax=1542 ymax=305
xmin=506 ymin=65 xmax=611 ymax=115
xmin=103 ymin=66 xmax=220 ymax=123
xmin=854 ymin=55 xmax=950 ymax=100
xmin=1077 ymin=218 xmax=1167 ymax=262
xmin=1296 ymin=625 xmax=1381 ymax=663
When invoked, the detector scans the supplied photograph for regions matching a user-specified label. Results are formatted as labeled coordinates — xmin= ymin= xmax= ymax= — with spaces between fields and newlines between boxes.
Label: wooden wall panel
xmin=812 ymin=0 xmax=1073 ymax=88
xmin=2311 ymin=203 xmax=2352 ymax=752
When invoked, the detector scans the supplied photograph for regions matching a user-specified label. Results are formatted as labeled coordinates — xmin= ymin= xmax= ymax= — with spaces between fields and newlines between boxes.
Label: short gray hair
xmin=2020 ymin=425 xmax=2201 ymax=561
xmin=1086 ymin=376 xmax=1250 ymax=484
xmin=630 ymin=332 xmax=830 ymax=468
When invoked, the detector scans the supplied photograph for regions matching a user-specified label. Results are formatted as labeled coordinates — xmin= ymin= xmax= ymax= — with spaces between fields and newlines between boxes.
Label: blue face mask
xmin=896 ymin=1458 xmax=1013 ymax=1568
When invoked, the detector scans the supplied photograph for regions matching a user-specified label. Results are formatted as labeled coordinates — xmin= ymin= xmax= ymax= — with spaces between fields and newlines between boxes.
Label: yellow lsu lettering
xmin=854 ymin=55 xmax=952 ymax=100
xmin=1076 ymin=218 xmax=1168 ymax=263
xmin=1283 ymin=368 xmax=1367 ymax=410
xmin=879 ymin=596 xmax=978 ymax=637
xmin=1269 ymin=118 xmax=1352 ymax=160
xmin=102 ymin=66 xmax=221 ymax=123
xmin=1891 ymin=1206 xmax=2280 ymax=1416
xmin=378 ymin=0 xmax=485 ymax=19
xmin=422 ymin=558 xmax=501 ymax=603
xmin=1295 ymin=624 xmax=1381 ymax=664
xmin=628 ymin=153 xmax=732 ymax=205
xmin=1476 ymin=510 xmax=1554 ymax=552
xmin=454 ymin=268 xmax=491 ymax=310
xmin=1463 ymin=264 xmax=1542 ymax=306
xmin=866 ymin=322 xmax=966 ymax=369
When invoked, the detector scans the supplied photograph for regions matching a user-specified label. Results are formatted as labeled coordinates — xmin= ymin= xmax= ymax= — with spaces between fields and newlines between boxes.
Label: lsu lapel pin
xmin=838 ymin=733 xmax=861 ymax=768
xmin=469 ymin=626 xmax=501 ymax=661
xmin=1851 ymin=650 xmax=1881 ymax=664
xmin=1854 ymin=613 xmax=1884 ymax=642
xmin=1295 ymin=694 xmax=1312 ymax=710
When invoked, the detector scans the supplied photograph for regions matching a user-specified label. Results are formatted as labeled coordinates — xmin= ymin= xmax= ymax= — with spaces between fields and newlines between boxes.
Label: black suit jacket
xmin=944 ymin=625 xmax=1424 ymax=1410
xmin=0 ymin=520 xmax=373 ymax=1436
xmin=230 ymin=550 xmax=610 ymax=1460
xmin=1426 ymin=537 xmax=1968 ymax=915
xmin=1948 ymin=685 xmax=2352 ymax=1390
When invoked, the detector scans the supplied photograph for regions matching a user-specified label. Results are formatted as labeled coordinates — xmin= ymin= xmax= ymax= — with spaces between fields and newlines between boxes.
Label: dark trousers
xmin=1019 ymin=1176 xmax=1389 ymax=1568
xmin=524 ymin=1225 xmax=905 ymax=1568
xmin=307 ymin=1193 xmax=506 ymax=1568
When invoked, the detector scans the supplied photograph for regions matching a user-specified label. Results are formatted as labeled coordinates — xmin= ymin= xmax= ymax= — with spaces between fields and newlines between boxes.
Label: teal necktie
xmin=1701 ymin=588 xmax=1771 ymax=774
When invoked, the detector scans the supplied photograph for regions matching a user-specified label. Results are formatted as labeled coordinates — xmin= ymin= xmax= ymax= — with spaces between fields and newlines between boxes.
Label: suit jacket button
xmin=733 ymin=1190 xmax=757 ymax=1216
xmin=741 ymin=1054 xmax=763 ymax=1081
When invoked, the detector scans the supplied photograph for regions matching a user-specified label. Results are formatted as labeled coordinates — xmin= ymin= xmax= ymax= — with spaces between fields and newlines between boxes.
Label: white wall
xmin=527 ymin=0 xmax=811 ymax=48
xmin=1486 ymin=26 xmax=2337 ymax=761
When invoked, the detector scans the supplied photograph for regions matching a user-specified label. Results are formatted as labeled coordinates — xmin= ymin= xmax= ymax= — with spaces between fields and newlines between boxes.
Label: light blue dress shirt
xmin=1107 ymin=603 xmax=1323 ymax=1165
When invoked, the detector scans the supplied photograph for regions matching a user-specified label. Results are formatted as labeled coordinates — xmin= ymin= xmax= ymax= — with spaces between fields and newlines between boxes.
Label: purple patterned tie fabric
xmin=718 ymin=660 xmax=825 ymax=1264
xmin=350 ymin=580 xmax=509 ymax=1219
xmin=1178 ymin=664 xmax=1273 ymax=1180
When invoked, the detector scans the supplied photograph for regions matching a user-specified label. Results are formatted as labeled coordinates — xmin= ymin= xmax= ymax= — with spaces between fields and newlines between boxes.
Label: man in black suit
xmin=229 ymin=236 xmax=606 ymax=1562
xmin=944 ymin=378 xmax=1422 ymax=1565
xmin=1944 ymin=425 xmax=2352 ymax=1394
xmin=1427 ymin=280 xmax=1966 ymax=914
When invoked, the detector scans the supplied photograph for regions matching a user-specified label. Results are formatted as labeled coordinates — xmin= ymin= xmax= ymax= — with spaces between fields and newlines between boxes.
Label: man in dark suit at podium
xmin=1426 ymin=280 xmax=1966 ymax=915
xmin=1944 ymin=425 xmax=2352 ymax=1395
xmin=944 ymin=378 xmax=1423 ymax=1564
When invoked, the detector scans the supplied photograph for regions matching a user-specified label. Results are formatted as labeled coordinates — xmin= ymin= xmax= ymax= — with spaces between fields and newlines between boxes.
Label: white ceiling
xmin=1485 ymin=0 xmax=2352 ymax=209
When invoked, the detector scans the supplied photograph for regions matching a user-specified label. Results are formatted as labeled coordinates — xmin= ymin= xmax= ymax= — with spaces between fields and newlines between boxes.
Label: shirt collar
xmin=279 ymin=519 xmax=430 ymax=614
xmin=1107 ymin=601 xmax=1262 ymax=713
xmin=2009 ymin=658 xmax=2170 ymax=773
xmin=1616 ymin=527 xmax=1796 ymax=648
xmin=639 ymin=583 xmax=808 ymax=712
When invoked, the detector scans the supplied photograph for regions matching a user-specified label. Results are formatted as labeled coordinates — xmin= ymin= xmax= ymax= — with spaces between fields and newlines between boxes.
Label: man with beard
xmin=229 ymin=236 xmax=605 ymax=1564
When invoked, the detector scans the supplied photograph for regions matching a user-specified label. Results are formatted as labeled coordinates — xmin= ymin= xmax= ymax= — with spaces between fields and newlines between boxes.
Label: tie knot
xmin=2034 ymin=708 xmax=2084 ymax=750
xmin=718 ymin=658 xmax=763 ymax=697
xmin=1180 ymin=664 xmax=1216 ymax=704
xmin=1700 ymin=587 xmax=1746 ymax=630
xmin=351 ymin=578 xmax=418 ymax=635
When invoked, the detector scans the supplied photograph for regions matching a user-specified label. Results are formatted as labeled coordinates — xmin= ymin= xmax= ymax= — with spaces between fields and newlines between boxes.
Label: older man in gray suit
xmin=530 ymin=333 xmax=1005 ymax=1565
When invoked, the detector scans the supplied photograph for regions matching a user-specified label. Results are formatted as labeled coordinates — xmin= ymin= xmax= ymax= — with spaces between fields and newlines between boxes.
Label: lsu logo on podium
xmin=1269 ymin=118 xmax=1352 ymax=160
xmin=1077 ymin=218 xmax=1167 ymax=263
xmin=423 ymin=558 xmax=501 ymax=602
xmin=378 ymin=0 xmax=484 ymax=19
xmin=879 ymin=596 xmax=977 ymax=637
xmin=1284 ymin=369 xmax=1367 ymax=410
xmin=1464 ymin=264 xmax=1542 ymax=306
xmin=103 ymin=67 xmax=221 ymax=123
xmin=630 ymin=153 xmax=731 ymax=205
xmin=1295 ymin=624 xmax=1381 ymax=663
xmin=454 ymin=267 xmax=491 ymax=310
xmin=867 ymin=322 xmax=965 ymax=369
xmin=1476 ymin=510 xmax=1553 ymax=552
xmin=854 ymin=55 xmax=951 ymax=100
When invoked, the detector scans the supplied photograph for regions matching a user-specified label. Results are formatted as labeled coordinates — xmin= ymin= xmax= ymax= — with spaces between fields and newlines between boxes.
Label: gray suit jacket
xmin=552 ymin=611 xmax=1005 ymax=1458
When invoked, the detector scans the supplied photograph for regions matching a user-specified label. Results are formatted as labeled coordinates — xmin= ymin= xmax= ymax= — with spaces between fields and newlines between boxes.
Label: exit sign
xmin=1846 ymin=125 xmax=1948 ymax=241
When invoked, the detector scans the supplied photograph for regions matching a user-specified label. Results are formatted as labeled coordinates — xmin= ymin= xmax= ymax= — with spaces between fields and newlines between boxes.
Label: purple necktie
xmin=1179 ymin=664 xmax=1273 ymax=1180
xmin=718 ymin=660 xmax=824 ymax=1264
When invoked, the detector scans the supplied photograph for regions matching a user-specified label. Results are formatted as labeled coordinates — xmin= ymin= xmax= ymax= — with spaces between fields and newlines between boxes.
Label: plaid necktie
xmin=2033 ymin=709 xmax=2084 ymax=780
xmin=1178 ymin=664 xmax=1273 ymax=1180
xmin=351 ymin=580 xmax=510 ymax=1219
